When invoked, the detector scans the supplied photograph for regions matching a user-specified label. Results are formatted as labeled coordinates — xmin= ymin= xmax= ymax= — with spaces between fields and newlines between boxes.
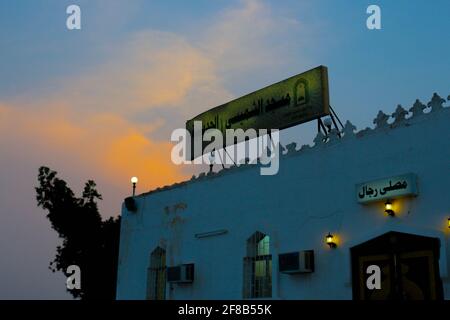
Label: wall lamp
xmin=131 ymin=176 xmax=138 ymax=196
xmin=325 ymin=232 xmax=337 ymax=248
xmin=385 ymin=200 xmax=395 ymax=217
xmin=448 ymin=217 xmax=450 ymax=229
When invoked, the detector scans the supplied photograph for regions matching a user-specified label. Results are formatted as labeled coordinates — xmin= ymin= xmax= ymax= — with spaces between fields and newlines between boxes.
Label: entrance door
xmin=351 ymin=231 xmax=443 ymax=300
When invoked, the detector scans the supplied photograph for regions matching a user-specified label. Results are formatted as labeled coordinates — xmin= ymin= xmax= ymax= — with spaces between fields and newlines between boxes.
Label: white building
xmin=116 ymin=93 xmax=450 ymax=300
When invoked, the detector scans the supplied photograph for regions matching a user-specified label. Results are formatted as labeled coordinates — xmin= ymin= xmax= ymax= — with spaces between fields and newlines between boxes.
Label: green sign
xmin=186 ymin=65 xmax=330 ymax=159
xmin=356 ymin=173 xmax=418 ymax=204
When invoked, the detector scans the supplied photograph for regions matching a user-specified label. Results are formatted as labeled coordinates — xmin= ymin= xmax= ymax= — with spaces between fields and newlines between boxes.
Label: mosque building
xmin=116 ymin=89 xmax=450 ymax=300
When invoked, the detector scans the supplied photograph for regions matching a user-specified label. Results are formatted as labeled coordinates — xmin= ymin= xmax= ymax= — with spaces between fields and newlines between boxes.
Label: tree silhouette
xmin=36 ymin=166 xmax=121 ymax=299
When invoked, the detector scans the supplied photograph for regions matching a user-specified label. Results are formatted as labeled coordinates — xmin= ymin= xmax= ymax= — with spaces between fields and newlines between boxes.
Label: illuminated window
xmin=243 ymin=231 xmax=272 ymax=299
xmin=146 ymin=247 xmax=166 ymax=300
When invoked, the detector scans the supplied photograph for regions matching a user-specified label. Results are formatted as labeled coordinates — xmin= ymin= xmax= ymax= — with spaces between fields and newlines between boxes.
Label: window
xmin=146 ymin=247 xmax=166 ymax=300
xmin=243 ymin=231 xmax=272 ymax=298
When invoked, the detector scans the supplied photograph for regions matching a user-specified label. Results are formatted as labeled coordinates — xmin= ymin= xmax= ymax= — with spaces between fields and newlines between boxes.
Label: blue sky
xmin=0 ymin=0 xmax=449 ymax=299
xmin=1 ymin=0 xmax=449 ymax=145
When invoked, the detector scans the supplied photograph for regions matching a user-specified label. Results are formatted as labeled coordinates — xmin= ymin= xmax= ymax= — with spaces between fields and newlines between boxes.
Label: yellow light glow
xmin=325 ymin=232 xmax=337 ymax=248
xmin=326 ymin=233 xmax=334 ymax=243
xmin=131 ymin=176 xmax=138 ymax=184
xmin=384 ymin=200 xmax=395 ymax=216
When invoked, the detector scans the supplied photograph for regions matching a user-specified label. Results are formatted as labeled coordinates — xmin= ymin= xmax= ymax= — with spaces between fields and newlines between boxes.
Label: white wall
xmin=116 ymin=100 xmax=450 ymax=300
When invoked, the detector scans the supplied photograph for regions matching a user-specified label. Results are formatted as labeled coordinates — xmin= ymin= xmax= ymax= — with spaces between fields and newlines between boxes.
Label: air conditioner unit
xmin=279 ymin=250 xmax=314 ymax=274
xmin=167 ymin=263 xmax=195 ymax=283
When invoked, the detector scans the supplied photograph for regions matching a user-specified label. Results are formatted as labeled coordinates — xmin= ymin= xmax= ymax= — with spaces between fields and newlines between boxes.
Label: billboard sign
xmin=186 ymin=65 xmax=330 ymax=159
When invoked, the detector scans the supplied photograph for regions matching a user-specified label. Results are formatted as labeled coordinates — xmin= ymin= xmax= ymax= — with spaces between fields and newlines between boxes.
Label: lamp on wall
xmin=131 ymin=176 xmax=138 ymax=196
xmin=448 ymin=217 xmax=450 ymax=229
xmin=325 ymin=232 xmax=337 ymax=248
xmin=385 ymin=200 xmax=395 ymax=217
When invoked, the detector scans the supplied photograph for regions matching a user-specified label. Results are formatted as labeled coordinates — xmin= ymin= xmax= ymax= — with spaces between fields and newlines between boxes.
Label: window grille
xmin=146 ymin=247 xmax=166 ymax=300
xmin=243 ymin=231 xmax=272 ymax=298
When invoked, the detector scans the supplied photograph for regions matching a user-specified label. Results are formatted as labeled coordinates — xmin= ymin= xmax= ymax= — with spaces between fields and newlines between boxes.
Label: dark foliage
xmin=36 ymin=166 xmax=121 ymax=299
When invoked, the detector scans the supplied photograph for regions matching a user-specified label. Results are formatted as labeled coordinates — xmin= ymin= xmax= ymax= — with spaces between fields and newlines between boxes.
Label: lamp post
xmin=131 ymin=176 xmax=138 ymax=196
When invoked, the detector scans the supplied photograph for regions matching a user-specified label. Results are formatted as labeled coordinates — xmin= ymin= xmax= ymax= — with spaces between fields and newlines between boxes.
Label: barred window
xmin=146 ymin=247 xmax=166 ymax=300
xmin=243 ymin=231 xmax=272 ymax=299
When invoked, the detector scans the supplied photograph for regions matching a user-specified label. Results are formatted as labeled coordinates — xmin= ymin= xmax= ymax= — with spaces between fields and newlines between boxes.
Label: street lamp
xmin=131 ymin=176 xmax=138 ymax=196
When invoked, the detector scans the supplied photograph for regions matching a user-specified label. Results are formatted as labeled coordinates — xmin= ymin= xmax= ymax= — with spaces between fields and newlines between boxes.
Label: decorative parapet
xmin=391 ymin=104 xmax=408 ymax=125
xmin=260 ymin=93 xmax=448 ymax=158
xmin=342 ymin=121 xmax=357 ymax=139
xmin=428 ymin=92 xmax=446 ymax=112
xmin=409 ymin=99 xmax=426 ymax=117
xmin=327 ymin=128 xmax=341 ymax=144
xmin=140 ymin=92 xmax=449 ymax=196
xmin=373 ymin=110 xmax=389 ymax=128
xmin=313 ymin=131 xmax=327 ymax=147
xmin=285 ymin=142 xmax=297 ymax=154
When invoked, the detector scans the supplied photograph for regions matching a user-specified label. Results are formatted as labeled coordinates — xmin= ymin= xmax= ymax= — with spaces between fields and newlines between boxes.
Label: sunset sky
xmin=0 ymin=0 xmax=449 ymax=299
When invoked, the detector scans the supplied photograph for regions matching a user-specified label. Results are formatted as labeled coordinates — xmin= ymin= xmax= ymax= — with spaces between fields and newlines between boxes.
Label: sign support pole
xmin=223 ymin=146 xmax=236 ymax=166
xmin=317 ymin=105 xmax=344 ymax=137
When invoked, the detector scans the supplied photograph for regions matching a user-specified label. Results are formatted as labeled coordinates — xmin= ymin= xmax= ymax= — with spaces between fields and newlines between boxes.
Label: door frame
xmin=350 ymin=231 xmax=444 ymax=300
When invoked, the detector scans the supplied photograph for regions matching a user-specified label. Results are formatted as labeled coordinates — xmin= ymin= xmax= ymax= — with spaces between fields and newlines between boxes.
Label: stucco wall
xmin=116 ymin=96 xmax=450 ymax=300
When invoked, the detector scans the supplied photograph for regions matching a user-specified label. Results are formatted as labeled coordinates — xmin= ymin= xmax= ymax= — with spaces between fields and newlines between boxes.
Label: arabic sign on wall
xmin=186 ymin=65 xmax=330 ymax=159
xmin=356 ymin=173 xmax=418 ymax=204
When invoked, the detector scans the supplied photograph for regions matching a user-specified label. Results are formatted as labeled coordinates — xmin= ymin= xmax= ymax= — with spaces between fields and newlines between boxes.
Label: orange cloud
xmin=0 ymin=102 xmax=187 ymax=193
xmin=0 ymin=0 xmax=306 ymax=215
xmin=0 ymin=30 xmax=227 ymax=198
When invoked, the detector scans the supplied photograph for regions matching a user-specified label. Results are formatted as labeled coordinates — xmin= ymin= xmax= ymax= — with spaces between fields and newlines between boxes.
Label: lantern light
xmin=385 ymin=200 xmax=395 ymax=217
xmin=325 ymin=232 xmax=337 ymax=248
xmin=447 ymin=217 xmax=450 ymax=229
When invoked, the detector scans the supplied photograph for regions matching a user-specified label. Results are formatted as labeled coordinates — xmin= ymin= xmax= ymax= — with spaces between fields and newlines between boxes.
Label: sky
xmin=0 ymin=0 xmax=449 ymax=299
